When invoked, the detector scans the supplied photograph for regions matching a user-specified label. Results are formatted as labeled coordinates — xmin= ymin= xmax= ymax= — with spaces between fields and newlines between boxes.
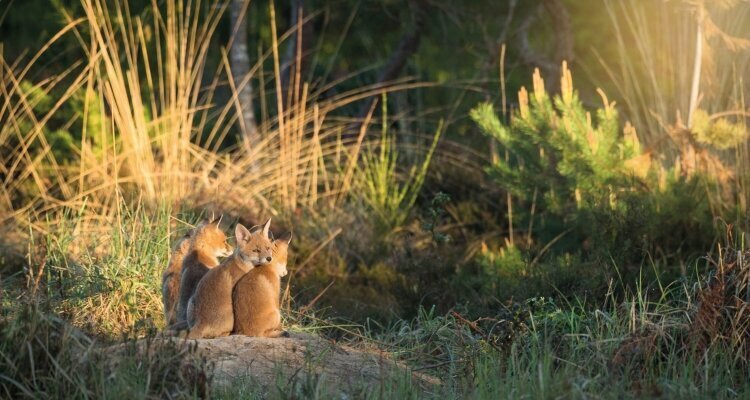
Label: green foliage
xmin=3 ymin=0 xmax=750 ymax=396
xmin=477 ymin=244 xmax=526 ymax=284
xmin=421 ymin=192 xmax=451 ymax=244
xmin=373 ymin=267 xmax=750 ymax=399
xmin=471 ymin=73 xmax=643 ymax=262
xmin=35 ymin=202 xmax=176 ymax=335
xmin=460 ymin=245 xmax=609 ymax=305
xmin=470 ymin=75 xmax=640 ymax=215
xmin=357 ymin=96 xmax=442 ymax=232
xmin=692 ymin=109 xmax=748 ymax=149
xmin=469 ymin=69 xmax=719 ymax=301
xmin=11 ymin=81 xmax=109 ymax=165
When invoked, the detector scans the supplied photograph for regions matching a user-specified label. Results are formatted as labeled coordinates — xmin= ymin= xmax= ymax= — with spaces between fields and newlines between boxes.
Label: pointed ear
xmin=275 ymin=231 xmax=292 ymax=245
xmin=235 ymin=223 xmax=251 ymax=244
xmin=262 ymin=218 xmax=272 ymax=238
xmin=200 ymin=213 xmax=213 ymax=226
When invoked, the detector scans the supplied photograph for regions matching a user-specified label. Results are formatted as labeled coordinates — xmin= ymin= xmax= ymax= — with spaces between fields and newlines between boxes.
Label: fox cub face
xmin=235 ymin=218 xmax=274 ymax=267
xmin=272 ymin=232 xmax=292 ymax=277
xmin=190 ymin=218 xmax=233 ymax=258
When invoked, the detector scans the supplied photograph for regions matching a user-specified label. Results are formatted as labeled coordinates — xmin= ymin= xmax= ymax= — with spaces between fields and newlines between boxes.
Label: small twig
xmin=292 ymin=227 xmax=342 ymax=276
xmin=298 ymin=280 xmax=335 ymax=316
xmin=529 ymin=227 xmax=575 ymax=268
xmin=450 ymin=311 xmax=502 ymax=352
xmin=27 ymin=241 xmax=47 ymax=297
xmin=451 ymin=311 xmax=482 ymax=332
xmin=413 ymin=359 xmax=463 ymax=372
xmin=283 ymin=227 xmax=342 ymax=308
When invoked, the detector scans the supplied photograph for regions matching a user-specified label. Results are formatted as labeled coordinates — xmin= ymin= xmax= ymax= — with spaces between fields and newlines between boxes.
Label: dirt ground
xmin=117 ymin=332 xmax=440 ymax=396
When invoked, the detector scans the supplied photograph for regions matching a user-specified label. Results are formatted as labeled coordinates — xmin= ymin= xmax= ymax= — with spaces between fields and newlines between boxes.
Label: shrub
xmin=469 ymin=63 xmax=719 ymax=300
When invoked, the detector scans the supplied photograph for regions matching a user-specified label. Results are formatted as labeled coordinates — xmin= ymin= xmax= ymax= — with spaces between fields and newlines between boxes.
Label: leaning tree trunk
xmin=230 ymin=0 xmax=259 ymax=147
xmin=349 ymin=0 xmax=428 ymax=139
xmin=516 ymin=0 xmax=574 ymax=92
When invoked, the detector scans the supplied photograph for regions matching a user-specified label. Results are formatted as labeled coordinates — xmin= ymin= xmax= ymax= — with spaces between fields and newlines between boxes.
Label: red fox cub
xmin=232 ymin=232 xmax=291 ymax=338
xmin=161 ymin=229 xmax=193 ymax=327
xmin=186 ymin=219 xmax=273 ymax=339
xmin=172 ymin=218 xmax=232 ymax=330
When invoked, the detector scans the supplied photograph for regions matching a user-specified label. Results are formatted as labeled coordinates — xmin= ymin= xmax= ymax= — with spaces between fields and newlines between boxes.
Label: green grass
xmin=4 ymin=252 xmax=750 ymax=398
xmin=1 ymin=0 xmax=749 ymax=396
xmin=369 ymin=292 xmax=750 ymax=399
xmin=3 ymin=202 xmax=750 ymax=398
xmin=0 ymin=302 xmax=212 ymax=398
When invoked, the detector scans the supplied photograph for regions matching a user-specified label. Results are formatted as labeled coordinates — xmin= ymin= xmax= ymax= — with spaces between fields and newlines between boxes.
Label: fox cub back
xmin=186 ymin=219 xmax=274 ymax=339
xmin=172 ymin=218 xmax=232 ymax=330
xmin=161 ymin=229 xmax=193 ymax=327
xmin=232 ymin=232 xmax=291 ymax=338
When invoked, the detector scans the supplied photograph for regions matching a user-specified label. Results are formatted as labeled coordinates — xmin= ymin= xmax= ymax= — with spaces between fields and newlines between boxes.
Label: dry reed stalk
xmin=1 ymin=0 xmax=437 ymax=256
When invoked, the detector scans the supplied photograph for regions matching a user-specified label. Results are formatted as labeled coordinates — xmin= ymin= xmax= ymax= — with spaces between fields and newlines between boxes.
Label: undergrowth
xmin=3 ymin=205 xmax=750 ymax=398
xmin=0 ymin=302 xmax=213 ymax=399
xmin=2 ymin=0 xmax=750 ymax=398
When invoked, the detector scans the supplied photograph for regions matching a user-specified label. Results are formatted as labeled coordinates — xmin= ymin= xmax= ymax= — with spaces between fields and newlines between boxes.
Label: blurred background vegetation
xmin=2 ymin=0 xmax=750 ymax=324
xmin=3 ymin=0 xmax=750 ymax=397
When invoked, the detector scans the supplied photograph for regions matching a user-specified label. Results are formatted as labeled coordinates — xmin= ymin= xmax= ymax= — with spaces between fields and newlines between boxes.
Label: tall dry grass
xmin=0 ymin=0 xmax=435 ymax=258
xmin=600 ymin=0 xmax=750 ymax=144
xmin=599 ymin=0 xmax=750 ymax=215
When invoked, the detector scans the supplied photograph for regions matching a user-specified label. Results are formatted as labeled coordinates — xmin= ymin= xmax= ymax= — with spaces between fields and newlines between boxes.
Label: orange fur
xmin=172 ymin=219 xmax=232 ymax=330
xmin=232 ymin=232 xmax=291 ymax=338
xmin=186 ymin=219 xmax=274 ymax=339
xmin=161 ymin=230 xmax=192 ymax=327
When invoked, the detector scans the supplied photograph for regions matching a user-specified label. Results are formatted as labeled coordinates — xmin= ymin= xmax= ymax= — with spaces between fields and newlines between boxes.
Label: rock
xmin=115 ymin=332 xmax=440 ymax=397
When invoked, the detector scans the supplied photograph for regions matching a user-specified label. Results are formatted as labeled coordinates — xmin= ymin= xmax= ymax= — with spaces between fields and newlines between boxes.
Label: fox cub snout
xmin=186 ymin=219 xmax=274 ymax=339
xmin=232 ymin=231 xmax=292 ymax=338
xmin=171 ymin=218 xmax=232 ymax=330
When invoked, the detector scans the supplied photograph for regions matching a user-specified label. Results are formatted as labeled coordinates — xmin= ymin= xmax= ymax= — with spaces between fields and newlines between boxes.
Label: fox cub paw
xmin=280 ymin=330 xmax=290 ymax=338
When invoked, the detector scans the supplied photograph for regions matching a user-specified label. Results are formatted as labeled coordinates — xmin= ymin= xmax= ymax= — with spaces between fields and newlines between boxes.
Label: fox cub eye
xmin=253 ymin=248 xmax=259 ymax=253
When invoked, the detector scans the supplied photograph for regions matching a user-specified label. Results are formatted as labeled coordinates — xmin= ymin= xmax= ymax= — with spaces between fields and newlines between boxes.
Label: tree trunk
xmin=350 ymin=0 xmax=428 ymax=138
xmin=516 ymin=0 xmax=574 ymax=90
xmin=230 ymin=0 xmax=259 ymax=147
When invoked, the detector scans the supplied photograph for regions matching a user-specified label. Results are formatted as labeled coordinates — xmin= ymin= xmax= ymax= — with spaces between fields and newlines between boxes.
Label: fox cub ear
xmin=262 ymin=218 xmax=272 ymax=237
xmin=275 ymin=231 xmax=292 ymax=244
xmin=248 ymin=217 xmax=272 ymax=237
xmin=235 ymin=223 xmax=252 ymax=244
xmin=201 ymin=210 xmax=216 ymax=225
